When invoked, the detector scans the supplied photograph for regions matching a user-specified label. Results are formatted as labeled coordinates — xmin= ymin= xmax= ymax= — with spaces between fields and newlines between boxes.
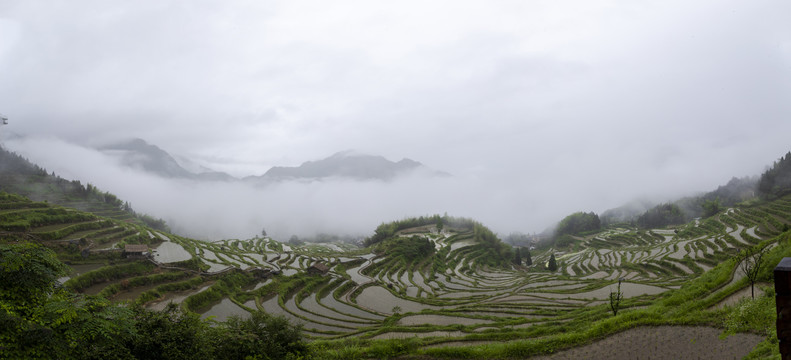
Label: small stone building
xmin=123 ymin=244 xmax=149 ymax=259
xmin=307 ymin=262 xmax=330 ymax=276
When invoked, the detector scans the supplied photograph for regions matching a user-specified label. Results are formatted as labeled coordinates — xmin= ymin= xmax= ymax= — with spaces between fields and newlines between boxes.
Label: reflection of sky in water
xmin=200 ymin=298 xmax=250 ymax=322
xmin=152 ymin=241 xmax=192 ymax=263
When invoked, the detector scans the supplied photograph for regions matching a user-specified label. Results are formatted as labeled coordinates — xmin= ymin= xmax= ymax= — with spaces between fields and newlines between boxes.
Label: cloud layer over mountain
xmin=1 ymin=1 xmax=790 ymax=238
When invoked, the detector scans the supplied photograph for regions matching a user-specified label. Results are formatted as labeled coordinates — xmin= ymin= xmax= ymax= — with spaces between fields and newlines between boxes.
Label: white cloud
xmin=0 ymin=0 xmax=789 ymax=238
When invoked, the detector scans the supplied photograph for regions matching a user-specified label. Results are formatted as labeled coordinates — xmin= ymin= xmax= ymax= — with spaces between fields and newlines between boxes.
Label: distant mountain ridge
xmin=246 ymin=150 xmax=450 ymax=182
xmin=99 ymin=138 xmax=236 ymax=181
xmin=98 ymin=139 xmax=448 ymax=183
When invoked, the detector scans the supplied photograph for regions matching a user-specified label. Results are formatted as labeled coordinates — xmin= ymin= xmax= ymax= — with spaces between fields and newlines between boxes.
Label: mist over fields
xmin=3 ymin=136 xmax=588 ymax=240
xmin=1 ymin=0 xmax=790 ymax=240
xmin=0 ymin=134 xmax=779 ymax=241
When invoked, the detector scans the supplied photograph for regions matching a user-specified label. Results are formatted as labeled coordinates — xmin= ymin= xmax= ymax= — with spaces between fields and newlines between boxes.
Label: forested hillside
xmin=0 ymin=146 xmax=168 ymax=231
xmin=759 ymin=151 xmax=791 ymax=198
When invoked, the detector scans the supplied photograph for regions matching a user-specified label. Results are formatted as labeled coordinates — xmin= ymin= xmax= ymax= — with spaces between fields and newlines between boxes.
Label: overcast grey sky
xmin=0 ymin=1 xmax=790 ymax=239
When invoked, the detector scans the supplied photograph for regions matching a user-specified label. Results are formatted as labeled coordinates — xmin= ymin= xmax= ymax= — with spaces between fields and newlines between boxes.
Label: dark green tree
xmin=366 ymin=214 xmax=470 ymax=247
xmin=547 ymin=253 xmax=558 ymax=271
xmin=701 ymin=197 xmax=721 ymax=218
xmin=525 ymin=249 xmax=533 ymax=266
xmin=472 ymin=223 xmax=514 ymax=266
xmin=129 ymin=303 xmax=212 ymax=360
xmin=758 ymin=151 xmax=791 ymax=198
xmin=0 ymin=242 xmax=309 ymax=360
xmin=288 ymin=235 xmax=304 ymax=246
xmin=0 ymin=243 xmax=136 ymax=359
xmin=0 ymin=242 xmax=68 ymax=308
xmin=609 ymin=278 xmax=624 ymax=316
xmin=555 ymin=211 xmax=601 ymax=236
xmin=637 ymin=203 xmax=686 ymax=228
xmin=212 ymin=310 xmax=308 ymax=360
xmin=378 ymin=236 xmax=435 ymax=263
xmin=555 ymin=234 xmax=575 ymax=248
xmin=513 ymin=247 xmax=522 ymax=265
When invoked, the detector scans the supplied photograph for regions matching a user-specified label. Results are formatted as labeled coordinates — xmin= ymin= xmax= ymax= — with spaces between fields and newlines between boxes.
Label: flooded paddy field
xmin=200 ymin=298 xmax=251 ymax=322
xmin=59 ymin=262 xmax=107 ymax=283
xmin=152 ymin=240 xmax=192 ymax=263
xmin=147 ymin=284 xmax=213 ymax=311
xmin=82 ymin=202 xmax=788 ymax=358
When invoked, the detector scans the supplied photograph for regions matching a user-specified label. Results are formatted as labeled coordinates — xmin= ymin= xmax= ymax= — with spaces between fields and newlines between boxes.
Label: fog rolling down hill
xmin=6 ymin=136 xmax=476 ymax=240
xmin=99 ymin=138 xmax=236 ymax=181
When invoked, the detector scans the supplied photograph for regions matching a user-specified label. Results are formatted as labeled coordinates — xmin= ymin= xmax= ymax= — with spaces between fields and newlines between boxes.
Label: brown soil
xmin=711 ymin=283 xmax=771 ymax=310
xmin=531 ymin=326 xmax=763 ymax=360
xmin=406 ymin=326 xmax=764 ymax=360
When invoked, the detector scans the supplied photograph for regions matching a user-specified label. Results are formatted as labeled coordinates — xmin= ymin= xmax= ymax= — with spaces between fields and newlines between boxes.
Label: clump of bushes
xmin=64 ymin=261 xmax=155 ymax=292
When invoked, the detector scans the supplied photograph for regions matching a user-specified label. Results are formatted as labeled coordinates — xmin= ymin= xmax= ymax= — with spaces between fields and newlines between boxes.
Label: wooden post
xmin=775 ymin=258 xmax=791 ymax=359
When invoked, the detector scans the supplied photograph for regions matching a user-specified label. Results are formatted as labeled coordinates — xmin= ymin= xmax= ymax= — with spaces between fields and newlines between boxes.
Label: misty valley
xmin=2 ymin=2 xmax=789 ymax=358
xmin=3 ymin=146 xmax=791 ymax=359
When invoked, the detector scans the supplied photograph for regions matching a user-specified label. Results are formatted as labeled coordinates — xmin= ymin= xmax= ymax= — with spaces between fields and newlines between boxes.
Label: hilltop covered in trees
xmin=554 ymin=211 xmax=601 ymax=236
xmin=365 ymin=214 xmax=486 ymax=246
xmin=632 ymin=176 xmax=757 ymax=229
xmin=536 ymin=211 xmax=602 ymax=249
xmin=365 ymin=214 xmax=514 ymax=267
xmin=758 ymin=151 xmax=791 ymax=198
xmin=471 ymin=222 xmax=514 ymax=267
xmin=0 ymin=146 xmax=168 ymax=231
xmin=599 ymin=176 xmax=757 ymax=229
xmin=365 ymin=214 xmax=446 ymax=246
xmin=636 ymin=203 xmax=686 ymax=228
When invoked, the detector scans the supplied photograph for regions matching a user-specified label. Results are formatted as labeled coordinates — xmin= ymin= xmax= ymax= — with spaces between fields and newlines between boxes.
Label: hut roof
xmin=124 ymin=244 xmax=149 ymax=253
xmin=309 ymin=262 xmax=330 ymax=273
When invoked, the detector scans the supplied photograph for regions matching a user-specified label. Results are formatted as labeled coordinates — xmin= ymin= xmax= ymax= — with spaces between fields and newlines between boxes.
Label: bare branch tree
xmin=738 ymin=245 xmax=767 ymax=299
xmin=609 ymin=278 xmax=624 ymax=316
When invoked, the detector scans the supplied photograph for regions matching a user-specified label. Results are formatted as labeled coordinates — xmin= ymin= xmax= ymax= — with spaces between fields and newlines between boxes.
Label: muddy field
xmin=531 ymin=326 xmax=763 ymax=360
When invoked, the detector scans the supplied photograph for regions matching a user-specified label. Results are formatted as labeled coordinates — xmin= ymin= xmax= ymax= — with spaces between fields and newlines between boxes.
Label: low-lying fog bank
xmin=3 ymin=136 xmax=766 ymax=241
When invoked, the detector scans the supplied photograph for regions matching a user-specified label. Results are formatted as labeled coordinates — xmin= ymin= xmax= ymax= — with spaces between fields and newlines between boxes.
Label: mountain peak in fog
xmin=249 ymin=150 xmax=449 ymax=182
xmin=99 ymin=138 xmax=236 ymax=181
xmin=100 ymin=138 xmax=192 ymax=178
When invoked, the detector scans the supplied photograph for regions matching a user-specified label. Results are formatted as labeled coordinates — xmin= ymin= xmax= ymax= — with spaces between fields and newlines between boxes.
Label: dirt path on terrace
xmin=711 ymin=282 xmax=772 ymax=310
xmin=410 ymin=326 xmax=764 ymax=360
xmin=530 ymin=326 xmax=763 ymax=360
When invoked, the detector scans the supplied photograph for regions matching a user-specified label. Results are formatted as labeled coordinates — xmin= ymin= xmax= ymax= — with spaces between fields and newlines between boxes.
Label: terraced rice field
xmin=10 ymin=191 xmax=791 ymax=356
